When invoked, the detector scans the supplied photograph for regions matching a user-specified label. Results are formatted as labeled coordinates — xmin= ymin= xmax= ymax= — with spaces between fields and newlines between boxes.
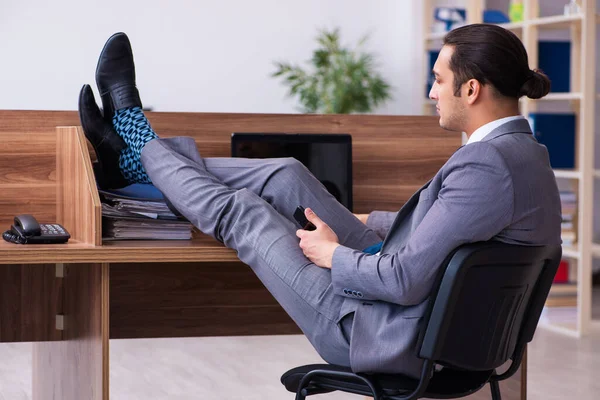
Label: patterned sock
xmin=112 ymin=107 xmax=158 ymax=183
xmin=119 ymin=147 xmax=152 ymax=184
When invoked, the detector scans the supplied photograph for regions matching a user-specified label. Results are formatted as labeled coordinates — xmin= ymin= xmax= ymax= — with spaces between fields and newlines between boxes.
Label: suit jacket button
xmin=357 ymin=292 xmax=363 ymax=298
xmin=352 ymin=290 xmax=358 ymax=297
xmin=343 ymin=289 xmax=349 ymax=295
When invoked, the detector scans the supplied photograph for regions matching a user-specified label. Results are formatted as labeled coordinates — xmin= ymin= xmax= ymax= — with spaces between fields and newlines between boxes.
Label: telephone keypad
xmin=41 ymin=224 xmax=67 ymax=236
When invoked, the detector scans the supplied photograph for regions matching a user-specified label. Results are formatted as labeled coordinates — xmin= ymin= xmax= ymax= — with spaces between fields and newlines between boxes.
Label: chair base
xmin=281 ymin=364 xmax=495 ymax=400
xmin=490 ymin=380 xmax=502 ymax=400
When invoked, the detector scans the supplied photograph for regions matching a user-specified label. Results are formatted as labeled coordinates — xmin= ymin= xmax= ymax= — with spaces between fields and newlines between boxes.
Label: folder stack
xmin=560 ymin=191 xmax=577 ymax=247
xmin=546 ymin=260 xmax=577 ymax=307
xmin=100 ymin=184 xmax=194 ymax=241
xmin=544 ymin=191 xmax=579 ymax=307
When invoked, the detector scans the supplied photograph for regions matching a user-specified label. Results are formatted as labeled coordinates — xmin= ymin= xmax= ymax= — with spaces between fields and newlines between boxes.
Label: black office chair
xmin=281 ymin=241 xmax=562 ymax=400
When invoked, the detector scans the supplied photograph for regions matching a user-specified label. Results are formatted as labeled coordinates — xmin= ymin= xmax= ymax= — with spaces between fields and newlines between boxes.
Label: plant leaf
xmin=272 ymin=27 xmax=391 ymax=113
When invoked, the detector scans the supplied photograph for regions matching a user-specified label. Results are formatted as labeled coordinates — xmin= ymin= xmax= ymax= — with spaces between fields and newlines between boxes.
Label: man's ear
xmin=465 ymin=79 xmax=481 ymax=105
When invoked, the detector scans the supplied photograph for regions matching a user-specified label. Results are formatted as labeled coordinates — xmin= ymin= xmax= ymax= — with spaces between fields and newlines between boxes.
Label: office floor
xmin=1 ymin=315 xmax=599 ymax=399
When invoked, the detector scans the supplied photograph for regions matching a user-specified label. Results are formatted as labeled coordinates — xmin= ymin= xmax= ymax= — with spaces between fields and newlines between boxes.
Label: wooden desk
xmin=0 ymin=111 xmax=524 ymax=400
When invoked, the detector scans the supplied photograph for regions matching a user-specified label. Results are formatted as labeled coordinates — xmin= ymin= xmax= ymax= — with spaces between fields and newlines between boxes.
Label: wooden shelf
xmin=547 ymin=282 xmax=577 ymax=307
xmin=562 ymin=244 xmax=581 ymax=259
xmin=545 ymin=296 xmax=577 ymax=307
xmin=495 ymin=21 xmax=525 ymax=31
xmin=427 ymin=21 xmax=525 ymax=41
xmin=0 ymin=235 xmax=238 ymax=264
xmin=426 ymin=13 xmax=586 ymax=39
xmin=528 ymin=13 xmax=583 ymax=29
xmin=425 ymin=31 xmax=446 ymax=41
xmin=538 ymin=92 xmax=582 ymax=101
xmin=553 ymin=169 xmax=581 ymax=179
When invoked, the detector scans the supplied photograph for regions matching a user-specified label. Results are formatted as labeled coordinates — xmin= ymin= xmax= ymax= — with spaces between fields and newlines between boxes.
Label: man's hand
xmin=296 ymin=208 xmax=340 ymax=269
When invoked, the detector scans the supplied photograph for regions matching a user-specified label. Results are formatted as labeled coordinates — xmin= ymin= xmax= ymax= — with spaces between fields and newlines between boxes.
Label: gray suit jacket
xmin=330 ymin=118 xmax=562 ymax=377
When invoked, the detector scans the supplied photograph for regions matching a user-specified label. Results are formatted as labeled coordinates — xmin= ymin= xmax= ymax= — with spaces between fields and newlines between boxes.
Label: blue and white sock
xmin=112 ymin=107 xmax=158 ymax=184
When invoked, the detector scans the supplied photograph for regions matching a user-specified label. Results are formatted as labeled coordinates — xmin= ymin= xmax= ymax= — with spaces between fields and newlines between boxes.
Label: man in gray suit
xmin=80 ymin=24 xmax=561 ymax=378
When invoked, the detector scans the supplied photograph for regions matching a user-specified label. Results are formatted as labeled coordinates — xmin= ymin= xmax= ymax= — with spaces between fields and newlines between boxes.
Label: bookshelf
xmin=529 ymin=13 xmax=583 ymax=28
xmin=421 ymin=0 xmax=597 ymax=337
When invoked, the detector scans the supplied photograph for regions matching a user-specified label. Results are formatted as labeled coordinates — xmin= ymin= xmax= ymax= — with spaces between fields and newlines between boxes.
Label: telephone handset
xmin=2 ymin=214 xmax=70 ymax=244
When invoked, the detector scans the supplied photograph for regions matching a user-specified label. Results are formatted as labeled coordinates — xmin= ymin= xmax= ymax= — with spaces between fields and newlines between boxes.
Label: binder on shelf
xmin=425 ymin=50 xmax=440 ymax=98
xmin=528 ymin=113 xmax=576 ymax=169
xmin=538 ymin=41 xmax=571 ymax=93
xmin=432 ymin=7 xmax=466 ymax=33
xmin=554 ymin=259 xmax=570 ymax=283
xmin=547 ymin=258 xmax=577 ymax=308
xmin=559 ymin=190 xmax=578 ymax=247
xmin=483 ymin=9 xmax=510 ymax=24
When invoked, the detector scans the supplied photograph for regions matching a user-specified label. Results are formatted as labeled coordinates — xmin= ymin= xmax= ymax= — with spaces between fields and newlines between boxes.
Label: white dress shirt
xmin=466 ymin=115 xmax=525 ymax=145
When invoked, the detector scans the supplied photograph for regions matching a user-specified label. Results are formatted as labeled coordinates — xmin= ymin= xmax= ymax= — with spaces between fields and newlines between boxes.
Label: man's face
xmin=429 ymin=45 xmax=467 ymax=132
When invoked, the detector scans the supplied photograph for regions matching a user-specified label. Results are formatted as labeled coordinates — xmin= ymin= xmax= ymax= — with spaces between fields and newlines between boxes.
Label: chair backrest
xmin=418 ymin=241 xmax=562 ymax=371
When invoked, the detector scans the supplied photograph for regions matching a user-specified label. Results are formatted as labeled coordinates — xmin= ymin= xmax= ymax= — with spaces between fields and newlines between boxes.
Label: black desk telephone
xmin=2 ymin=214 xmax=70 ymax=244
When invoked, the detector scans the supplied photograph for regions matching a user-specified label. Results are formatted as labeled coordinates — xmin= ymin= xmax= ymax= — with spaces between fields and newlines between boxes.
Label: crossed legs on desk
xmin=140 ymin=136 xmax=381 ymax=365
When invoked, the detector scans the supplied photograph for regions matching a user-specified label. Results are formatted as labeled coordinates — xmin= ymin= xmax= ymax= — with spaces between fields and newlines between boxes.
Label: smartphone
xmin=293 ymin=206 xmax=317 ymax=231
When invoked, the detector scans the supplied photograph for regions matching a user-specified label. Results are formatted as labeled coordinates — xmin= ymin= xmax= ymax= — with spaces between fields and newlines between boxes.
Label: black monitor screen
xmin=231 ymin=133 xmax=353 ymax=211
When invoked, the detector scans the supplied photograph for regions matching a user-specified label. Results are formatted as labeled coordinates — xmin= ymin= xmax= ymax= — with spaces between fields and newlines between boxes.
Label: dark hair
xmin=443 ymin=24 xmax=551 ymax=99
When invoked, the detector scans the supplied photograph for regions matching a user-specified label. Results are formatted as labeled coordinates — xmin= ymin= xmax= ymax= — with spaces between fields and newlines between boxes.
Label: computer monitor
xmin=231 ymin=133 xmax=353 ymax=211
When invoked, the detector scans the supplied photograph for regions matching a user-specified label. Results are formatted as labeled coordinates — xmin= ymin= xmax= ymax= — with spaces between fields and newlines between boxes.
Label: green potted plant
xmin=272 ymin=28 xmax=391 ymax=114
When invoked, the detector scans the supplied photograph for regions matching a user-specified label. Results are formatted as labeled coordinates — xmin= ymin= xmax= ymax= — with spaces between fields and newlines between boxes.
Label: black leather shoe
xmin=95 ymin=32 xmax=142 ymax=123
xmin=78 ymin=84 xmax=129 ymax=190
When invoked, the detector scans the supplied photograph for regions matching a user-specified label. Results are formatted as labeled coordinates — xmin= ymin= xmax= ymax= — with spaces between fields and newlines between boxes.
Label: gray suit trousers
xmin=141 ymin=137 xmax=382 ymax=366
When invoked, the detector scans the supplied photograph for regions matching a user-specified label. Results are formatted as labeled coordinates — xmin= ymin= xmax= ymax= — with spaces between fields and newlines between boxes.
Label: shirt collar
xmin=466 ymin=115 xmax=525 ymax=145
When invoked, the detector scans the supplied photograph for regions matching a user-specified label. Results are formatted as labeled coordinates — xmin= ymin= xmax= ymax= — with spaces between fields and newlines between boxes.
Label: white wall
xmin=0 ymin=0 xmax=422 ymax=115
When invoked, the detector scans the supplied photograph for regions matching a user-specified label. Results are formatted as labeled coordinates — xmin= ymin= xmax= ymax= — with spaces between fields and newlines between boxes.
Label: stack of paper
xmin=560 ymin=191 xmax=577 ymax=247
xmin=99 ymin=184 xmax=193 ymax=241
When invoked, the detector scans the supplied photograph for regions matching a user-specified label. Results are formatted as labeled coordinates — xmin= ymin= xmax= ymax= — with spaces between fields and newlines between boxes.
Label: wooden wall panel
xmin=0 ymin=111 xmax=80 ymax=133
xmin=111 ymin=305 xmax=299 ymax=339
xmin=0 ymin=265 xmax=21 ymax=340
xmin=0 ymin=112 xmax=77 ymax=230
xmin=354 ymin=185 xmax=419 ymax=213
xmin=0 ymin=154 xmax=56 ymax=184
xmin=0 ymin=110 xmax=458 ymax=223
xmin=353 ymin=160 xmax=443 ymax=185
xmin=0 ymin=185 xmax=56 ymax=230
xmin=109 ymin=262 xmax=300 ymax=339
xmin=0 ymin=264 xmax=62 ymax=342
